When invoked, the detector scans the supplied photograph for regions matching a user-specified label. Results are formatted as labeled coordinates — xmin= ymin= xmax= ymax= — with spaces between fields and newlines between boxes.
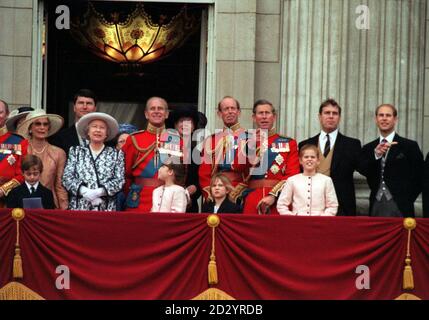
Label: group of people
xmin=0 ymin=89 xmax=428 ymax=218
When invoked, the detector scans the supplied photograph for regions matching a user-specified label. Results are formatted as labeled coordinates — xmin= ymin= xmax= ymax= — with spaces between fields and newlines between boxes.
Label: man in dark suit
xmin=423 ymin=152 xmax=429 ymax=218
xmin=6 ymin=154 xmax=55 ymax=209
xmin=49 ymin=89 xmax=97 ymax=155
xmin=359 ymin=104 xmax=424 ymax=217
xmin=299 ymin=99 xmax=361 ymax=216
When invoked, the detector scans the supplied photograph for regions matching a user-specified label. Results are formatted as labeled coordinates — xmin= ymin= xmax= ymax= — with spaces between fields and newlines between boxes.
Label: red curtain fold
xmin=0 ymin=209 xmax=428 ymax=300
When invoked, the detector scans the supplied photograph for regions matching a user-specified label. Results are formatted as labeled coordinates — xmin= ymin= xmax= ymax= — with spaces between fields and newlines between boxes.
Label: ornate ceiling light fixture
xmin=70 ymin=3 xmax=199 ymax=70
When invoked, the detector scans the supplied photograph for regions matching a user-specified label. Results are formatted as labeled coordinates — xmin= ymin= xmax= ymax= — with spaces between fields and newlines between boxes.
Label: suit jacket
xmin=423 ymin=152 xmax=429 ymax=218
xmin=359 ymin=134 xmax=424 ymax=217
xmin=299 ymin=132 xmax=361 ymax=216
xmin=48 ymin=125 xmax=80 ymax=156
xmin=202 ymin=198 xmax=242 ymax=214
xmin=6 ymin=183 xmax=55 ymax=209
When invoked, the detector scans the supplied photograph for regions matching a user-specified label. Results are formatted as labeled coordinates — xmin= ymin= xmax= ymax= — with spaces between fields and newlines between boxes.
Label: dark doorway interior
xmin=45 ymin=0 xmax=203 ymax=127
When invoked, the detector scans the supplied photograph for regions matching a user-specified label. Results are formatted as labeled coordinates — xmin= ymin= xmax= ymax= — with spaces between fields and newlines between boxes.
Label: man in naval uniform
xmin=199 ymin=96 xmax=248 ymax=206
xmin=122 ymin=96 xmax=183 ymax=212
xmin=242 ymin=99 xmax=300 ymax=214
xmin=0 ymin=99 xmax=28 ymax=208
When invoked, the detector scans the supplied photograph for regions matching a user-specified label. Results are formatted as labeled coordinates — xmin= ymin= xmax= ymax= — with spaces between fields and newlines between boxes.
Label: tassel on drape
xmin=11 ymin=208 xmax=25 ymax=279
xmin=402 ymin=218 xmax=416 ymax=290
xmin=207 ymin=214 xmax=220 ymax=285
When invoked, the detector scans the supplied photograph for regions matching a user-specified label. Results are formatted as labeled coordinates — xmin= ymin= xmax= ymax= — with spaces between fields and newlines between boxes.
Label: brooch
xmin=7 ymin=154 xmax=16 ymax=165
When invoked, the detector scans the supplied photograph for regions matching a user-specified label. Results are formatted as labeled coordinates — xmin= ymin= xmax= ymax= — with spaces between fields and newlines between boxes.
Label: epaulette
xmin=11 ymin=133 xmax=25 ymax=140
xmin=276 ymin=134 xmax=292 ymax=141
xmin=130 ymin=129 xmax=145 ymax=136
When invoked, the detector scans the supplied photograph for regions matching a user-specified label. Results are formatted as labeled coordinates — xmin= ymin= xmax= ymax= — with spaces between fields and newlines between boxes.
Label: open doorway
xmin=43 ymin=0 xmax=206 ymax=129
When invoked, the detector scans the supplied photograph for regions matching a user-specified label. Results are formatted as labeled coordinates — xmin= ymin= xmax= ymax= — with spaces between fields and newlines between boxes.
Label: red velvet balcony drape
xmin=0 ymin=209 xmax=428 ymax=300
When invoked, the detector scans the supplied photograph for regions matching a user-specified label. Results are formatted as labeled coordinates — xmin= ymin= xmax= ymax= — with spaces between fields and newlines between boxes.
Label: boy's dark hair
xmin=162 ymin=160 xmax=186 ymax=186
xmin=73 ymin=89 xmax=97 ymax=105
xmin=22 ymin=154 xmax=43 ymax=173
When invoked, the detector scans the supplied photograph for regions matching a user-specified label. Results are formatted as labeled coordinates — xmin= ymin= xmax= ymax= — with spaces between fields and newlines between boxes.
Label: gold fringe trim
xmin=395 ymin=293 xmax=421 ymax=300
xmin=0 ymin=282 xmax=45 ymax=300
xmin=207 ymin=214 xmax=220 ymax=285
xmin=192 ymin=288 xmax=235 ymax=300
xmin=13 ymin=247 xmax=23 ymax=279
xmin=402 ymin=218 xmax=416 ymax=290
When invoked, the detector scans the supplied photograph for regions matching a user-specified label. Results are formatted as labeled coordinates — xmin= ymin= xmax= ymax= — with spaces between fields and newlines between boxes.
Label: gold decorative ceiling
xmin=70 ymin=3 xmax=199 ymax=66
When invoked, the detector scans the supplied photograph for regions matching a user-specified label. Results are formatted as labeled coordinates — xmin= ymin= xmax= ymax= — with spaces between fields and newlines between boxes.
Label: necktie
xmin=30 ymin=186 xmax=35 ymax=194
xmin=381 ymin=138 xmax=388 ymax=159
xmin=323 ymin=134 xmax=331 ymax=157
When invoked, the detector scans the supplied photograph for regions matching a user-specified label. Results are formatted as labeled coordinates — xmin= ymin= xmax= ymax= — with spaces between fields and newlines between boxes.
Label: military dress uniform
xmin=0 ymin=126 xmax=28 ymax=207
xmin=123 ymin=123 xmax=183 ymax=212
xmin=242 ymin=128 xmax=300 ymax=215
xmin=199 ymin=123 xmax=248 ymax=203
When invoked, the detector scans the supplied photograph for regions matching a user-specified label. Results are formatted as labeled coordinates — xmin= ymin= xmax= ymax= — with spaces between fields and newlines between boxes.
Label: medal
xmin=7 ymin=154 xmax=16 ymax=165
xmin=270 ymin=164 xmax=280 ymax=174
xmin=275 ymin=154 xmax=284 ymax=165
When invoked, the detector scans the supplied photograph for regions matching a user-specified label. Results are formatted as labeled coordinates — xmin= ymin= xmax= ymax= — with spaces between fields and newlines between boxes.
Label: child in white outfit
xmin=151 ymin=161 xmax=187 ymax=213
xmin=277 ymin=144 xmax=338 ymax=216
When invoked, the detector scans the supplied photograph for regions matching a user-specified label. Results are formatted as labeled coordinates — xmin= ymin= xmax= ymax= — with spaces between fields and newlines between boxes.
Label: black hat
xmin=6 ymin=106 xmax=35 ymax=131
xmin=166 ymin=105 xmax=207 ymax=130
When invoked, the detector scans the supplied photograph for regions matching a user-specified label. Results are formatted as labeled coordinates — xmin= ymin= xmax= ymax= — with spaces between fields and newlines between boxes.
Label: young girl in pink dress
xmin=151 ymin=162 xmax=188 ymax=213
xmin=277 ymin=144 xmax=338 ymax=216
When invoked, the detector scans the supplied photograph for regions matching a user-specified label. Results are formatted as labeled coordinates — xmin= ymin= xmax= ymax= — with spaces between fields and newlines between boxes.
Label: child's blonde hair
xmin=209 ymin=173 xmax=234 ymax=199
xmin=299 ymin=144 xmax=320 ymax=158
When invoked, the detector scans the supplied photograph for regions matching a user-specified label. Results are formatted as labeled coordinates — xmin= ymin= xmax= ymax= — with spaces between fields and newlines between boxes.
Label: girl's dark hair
xmin=162 ymin=160 xmax=186 ymax=186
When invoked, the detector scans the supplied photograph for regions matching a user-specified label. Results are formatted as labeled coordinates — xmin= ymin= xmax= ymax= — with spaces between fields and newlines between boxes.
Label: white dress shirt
xmin=318 ymin=129 xmax=338 ymax=153
xmin=25 ymin=181 xmax=39 ymax=193
xmin=277 ymin=173 xmax=338 ymax=216
xmin=374 ymin=131 xmax=396 ymax=160
xmin=151 ymin=184 xmax=188 ymax=213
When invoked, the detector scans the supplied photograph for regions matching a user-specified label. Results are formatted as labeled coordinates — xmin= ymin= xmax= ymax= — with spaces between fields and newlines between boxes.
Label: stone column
xmin=214 ymin=0 xmax=257 ymax=130
xmin=0 ymin=0 xmax=33 ymax=110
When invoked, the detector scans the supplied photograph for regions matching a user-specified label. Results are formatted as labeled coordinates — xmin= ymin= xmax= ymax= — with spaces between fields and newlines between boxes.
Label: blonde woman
xmin=17 ymin=109 xmax=68 ymax=209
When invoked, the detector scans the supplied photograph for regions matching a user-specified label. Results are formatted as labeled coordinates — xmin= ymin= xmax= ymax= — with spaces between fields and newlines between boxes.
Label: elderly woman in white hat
xmin=62 ymin=112 xmax=124 ymax=211
xmin=17 ymin=109 xmax=69 ymax=209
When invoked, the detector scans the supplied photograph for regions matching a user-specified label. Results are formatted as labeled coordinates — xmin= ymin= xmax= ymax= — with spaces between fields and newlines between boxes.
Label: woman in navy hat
xmin=167 ymin=106 xmax=207 ymax=213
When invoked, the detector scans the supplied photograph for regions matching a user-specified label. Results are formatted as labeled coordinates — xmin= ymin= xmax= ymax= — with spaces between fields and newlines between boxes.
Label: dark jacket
xmin=202 ymin=197 xmax=242 ymax=214
xmin=6 ymin=183 xmax=55 ymax=209
xmin=299 ymin=132 xmax=362 ymax=216
xmin=423 ymin=152 xmax=429 ymax=218
xmin=48 ymin=124 xmax=80 ymax=156
xmin=359 ymin=134 xmax=424 ymax=217
xmin=185 ymin=141 xmax=202 ymax=213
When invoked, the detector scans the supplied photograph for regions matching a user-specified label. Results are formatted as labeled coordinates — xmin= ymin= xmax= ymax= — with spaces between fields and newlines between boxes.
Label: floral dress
xmin=62 ymin=145 xmax=125 ymax=211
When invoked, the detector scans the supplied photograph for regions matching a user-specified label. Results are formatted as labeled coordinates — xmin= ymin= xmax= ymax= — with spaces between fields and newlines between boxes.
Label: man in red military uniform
xmin=122 ymin=97 xmax=182 ymax=212
xmin=0 ymin=99 xmax=28 ymax=208
xmin=242 ymin=99 xmax=300 ymax=214
xmin=199 ymin=96 xmax=248 ymax=205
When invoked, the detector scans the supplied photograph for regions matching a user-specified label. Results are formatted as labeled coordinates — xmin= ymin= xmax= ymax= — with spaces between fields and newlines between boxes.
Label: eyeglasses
xmin=33 ymin=121 xmax=50 ymax=127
